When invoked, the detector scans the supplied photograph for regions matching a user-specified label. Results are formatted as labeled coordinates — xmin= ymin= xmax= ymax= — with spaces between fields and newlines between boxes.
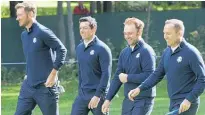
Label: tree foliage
xmin=187 ymin=25 xmax=205 ymax=56
xmin=152 ymin=1 xmax=201 ymax=11
xmin=115 ymin=1 xmax=149 ymax=12
xmin=114 ymin=1 xmax=202 ymax=12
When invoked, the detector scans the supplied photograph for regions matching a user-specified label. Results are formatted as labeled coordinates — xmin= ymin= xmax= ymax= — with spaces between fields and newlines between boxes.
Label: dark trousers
xmin=169 ymin=98 xmax=199 ymax=115
xmin=15 ymin=80 xmax=59 ymax=115
xmin=71 ymin=95 xmax=107 ymax=115
xmin=121 ymin=97 xmax=154 ymax=115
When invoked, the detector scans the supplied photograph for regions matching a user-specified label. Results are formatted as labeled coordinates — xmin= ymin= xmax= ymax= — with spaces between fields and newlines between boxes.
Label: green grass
xmin=1 ymin=80 xmax=205 ymax=115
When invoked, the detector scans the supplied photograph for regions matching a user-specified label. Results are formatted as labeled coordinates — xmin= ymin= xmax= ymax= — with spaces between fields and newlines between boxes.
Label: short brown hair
xmin=15 ymin=1 xmax=37 ymax=18
xmin=79 ymin=16 xmax=97 ymax=29
xmin=124 ymin=17 xmax=144 ymax=33
xmin=165 ymin=19 xmax=185 ymax=36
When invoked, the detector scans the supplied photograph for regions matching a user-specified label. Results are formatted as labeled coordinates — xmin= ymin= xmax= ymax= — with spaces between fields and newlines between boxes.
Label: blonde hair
xmin=15 ymin=2 xmax=37 ymax=18
xmin=165 ymin=19 xmax=185 ymax=36
xmin=124 ymin=17 xmax=144 ymax=33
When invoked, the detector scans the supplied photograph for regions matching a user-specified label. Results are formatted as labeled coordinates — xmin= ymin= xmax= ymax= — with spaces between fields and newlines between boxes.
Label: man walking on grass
xmin=15 ymin=2 xmax=67 ymax=115
xmin=102 ymin=17 xmax=156 ymax=115
xmin=71 ymin=16 xmax=112 ymax=115
xmin=129 ymin=19 xmax=205 ymax=115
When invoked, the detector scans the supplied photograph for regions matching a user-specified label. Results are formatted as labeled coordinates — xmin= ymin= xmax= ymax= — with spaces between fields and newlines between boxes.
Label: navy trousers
xmin=169 ymin=98 xmax=199 ymax=115
xmin=71 ymin=95 xmax=107 ymax=115
xmin=121 ymin=97 xmax=154 ymax=115
xmin=15 ymin=80 xmax=59 ymax=115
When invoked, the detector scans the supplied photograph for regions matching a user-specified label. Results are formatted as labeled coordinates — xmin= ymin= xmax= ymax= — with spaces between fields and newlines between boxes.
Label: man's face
xmin=163 ymin=24 xmax=181 ymax=47
xmin=16 ymin=7 xmax=30 ymax=27
xmin=79 ymin=21 xmax=95 ymax=40
xmin=124 ymin=24 xmax=139 ymax=46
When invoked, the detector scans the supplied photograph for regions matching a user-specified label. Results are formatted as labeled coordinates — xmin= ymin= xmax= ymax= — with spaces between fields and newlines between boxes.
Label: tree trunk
xmin=57 ymin=1 xmax=66 ymax=46
xmin=10 ymin=1 xmax=22 ymax=17
xmin=67 ymin=1 xmax=76 ymax=59
xmin=97 ymin=1 xmax=102 ymax=13
xmin=202 ymin=1 xmax=205 ymax=8
xmin=112 ymin=1 xmax=115 ymax=12
xmin=103 ymin=1 xmax=112 ymax=12
xmin=144 ymin=1 xmax=152 ymax=43
xmin=90 ymin=1 xmax=96 ymax=15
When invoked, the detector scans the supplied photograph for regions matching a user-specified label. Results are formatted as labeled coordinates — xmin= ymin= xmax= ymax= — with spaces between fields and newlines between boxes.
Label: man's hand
xmin=88 ymin=96 xmax=100 ymax=109
xmin=128 ymin=87 xmax=140 ymax=101
xmin=179 ymin=99 xmax=191 ymax=114
xmin=102 ymin=100 xmax=111 ymax=114
xmin=45 ymin=69 xmax=58 ymax=87
xmin=119 ymin=73 xmax=128 ymax=83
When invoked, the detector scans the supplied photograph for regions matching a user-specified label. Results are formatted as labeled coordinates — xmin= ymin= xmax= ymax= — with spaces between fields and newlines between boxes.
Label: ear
xmin=92 ymin=27 xmax=97 ymax=34
xmin=28 ymin=11 xmax=34 ymax=18
xmin=178 ymin=30 xmax=183 ymax=37
xmin=136 ymin=29 xmax=141 ymax=36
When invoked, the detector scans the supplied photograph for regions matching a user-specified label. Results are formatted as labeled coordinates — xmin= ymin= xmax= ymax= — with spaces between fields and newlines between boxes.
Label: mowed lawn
xmin=2 ymin=80 xmax=205 ymax=115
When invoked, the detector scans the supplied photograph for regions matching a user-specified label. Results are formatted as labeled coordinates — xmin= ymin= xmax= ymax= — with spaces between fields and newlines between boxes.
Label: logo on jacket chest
xmin=33 ymin=37 xmax=37 ymax=43
xmin=136 ymin=53 xmax=140 ymax=58
xmin=90 ymin=50 xmax=95 ymax=55
xmin=177 ymin=56 xmax=182 ymax=63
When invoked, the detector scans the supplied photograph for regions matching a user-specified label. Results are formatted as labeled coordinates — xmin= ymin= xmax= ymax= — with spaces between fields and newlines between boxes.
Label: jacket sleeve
xmin=139 ymin=51 xmax=166 ymax=91
xmin=94 ymin=46 xmax=112 ymax=97
xmin=106 ymin=52 xmax=124 ymax=101
xmin=186 ymin=50 xmax=205 ymax=102
xmin=42 ymin=29 xmax=67 ymax=70
xmin=127 ymin=48 xmax=156 ymax=84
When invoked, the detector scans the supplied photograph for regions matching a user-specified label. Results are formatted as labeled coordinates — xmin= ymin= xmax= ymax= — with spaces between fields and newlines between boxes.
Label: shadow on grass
xmin=2 ymin=80 xmax=205 ymax=115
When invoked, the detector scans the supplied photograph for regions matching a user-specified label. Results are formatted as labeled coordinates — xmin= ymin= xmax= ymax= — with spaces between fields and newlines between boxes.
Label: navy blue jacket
xmin=106 ymin=39 xmax=156 ymax=101
xmin=21 ymin=21 xmax=67 ymax=87
xmin=139 ymin=39 xmax=205 ymax=102
xmin=76 ymin=36 xmax=112 ymax=99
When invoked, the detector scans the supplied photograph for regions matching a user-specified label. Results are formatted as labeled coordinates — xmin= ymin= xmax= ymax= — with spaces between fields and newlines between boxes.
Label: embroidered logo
xmin=33 ymin=37 xmax=37 ymax=43
xmin=136 ymin=53 xmax=140 ymax=58
xmin=177 ymin=56 xmax=182 ymax=63
xmin=90 ymin=50 xmax=95 ymax=55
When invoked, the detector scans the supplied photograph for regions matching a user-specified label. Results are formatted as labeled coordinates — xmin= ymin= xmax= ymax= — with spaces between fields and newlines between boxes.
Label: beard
xmin=21 ymin=15 xmax=32 ymax=28
xmin=22 ymin=19 xmax=31 ymax=28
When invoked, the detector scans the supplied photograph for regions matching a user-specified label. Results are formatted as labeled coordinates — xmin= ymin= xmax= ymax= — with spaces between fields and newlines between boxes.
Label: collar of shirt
xmin=84 ymin=35 xmax=95 ymax=48
xmin=129 ymin=38 xmax=144 ymax=52
xmin=130 ymin=46 xmax=135 ymax=51
xmin=169 ymin=38 xmax=186 ymax=55
xmin=25 ymin=20 xmax=38 ymax=34
xmin=171 ymin=44 xmax=180 ymax=52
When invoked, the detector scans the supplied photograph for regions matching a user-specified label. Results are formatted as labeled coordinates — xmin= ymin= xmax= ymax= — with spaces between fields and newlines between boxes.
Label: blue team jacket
xmin=106 ymin=39 xmax=156 ymax=101
xmin=21 ymin=21 xmax=67 ymax=87
xmin=139 ymin=39 xmax=205 ymax=103
xmin=76 ymin=36 xmax=112 ymax=99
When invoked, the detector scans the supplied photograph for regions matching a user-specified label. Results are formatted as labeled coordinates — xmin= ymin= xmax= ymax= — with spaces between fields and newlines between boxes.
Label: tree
xmin=202 ymin=1 xmax=205 ymax=8
xmin=57 ymin=1 xmax=66 ymax=46
xmin=97 ymin=1 xmax=102 ymax=13
xmin=90 ymin=1 xmax=96 ymax=15
xmin=144 ymin=1 xmax=152 ymax=43
xmin=67 ymin=1 xmax=76 ymax=59
xmin=10 ymin=1 xmax=22 ymax=17
xmin=115 ymin=1 xmax=149 ymax=12
xmin=152 ymin=1 xmax=201 ymax=10
xmin=103 ymin=1 xmax=112 ymax=12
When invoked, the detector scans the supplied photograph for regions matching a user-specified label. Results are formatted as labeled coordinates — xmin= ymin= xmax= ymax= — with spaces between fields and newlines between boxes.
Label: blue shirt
xmin=106 ymin=39 xmax=156 ymax=101
xmin=76 ymin=36 xmax=112 ymax=99
xmin=139 ymin=39 xmax=205 ymax=102
xmin=21 ymin=21 xmax=67 ymax=87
